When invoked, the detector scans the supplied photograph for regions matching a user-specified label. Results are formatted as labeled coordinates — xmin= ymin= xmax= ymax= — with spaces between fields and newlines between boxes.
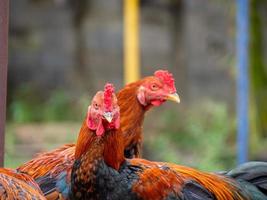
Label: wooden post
xmin=123 ymin=0 xmax=140 ymax=84
xmin=0 ymin=0 xmax=9 ymax=167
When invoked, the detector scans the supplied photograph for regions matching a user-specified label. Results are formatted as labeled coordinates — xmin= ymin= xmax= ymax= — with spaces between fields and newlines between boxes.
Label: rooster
xmin=0 ymin=168 xmax=45 ymax=199
xmin=18 ymin=70 xmax=179 ymax=199
xmin=68 ymin=84 xmax=267 ymax=200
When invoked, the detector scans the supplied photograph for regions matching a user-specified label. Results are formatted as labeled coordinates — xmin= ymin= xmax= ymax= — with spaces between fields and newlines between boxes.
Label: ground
xmin=5 ymin=123 xmax=79 ymax=168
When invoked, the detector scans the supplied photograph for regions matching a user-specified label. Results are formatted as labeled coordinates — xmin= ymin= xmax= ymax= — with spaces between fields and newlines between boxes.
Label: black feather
xmin=227 ymin=161 xmax=267 ymax=197
xmin=181 ymin=180 xmax=215 ymax=200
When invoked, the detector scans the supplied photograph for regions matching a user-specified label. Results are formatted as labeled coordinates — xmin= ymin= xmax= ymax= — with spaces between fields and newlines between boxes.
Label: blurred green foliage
xmin=4 ymin=125 xmax=26 ymax=168
xmin=145 ymin=101 xmax=236 ymax=171
xmin=250 ymin=0 xmax=267 ymax=138
xmin=9 ymin=86 xmax=89 ymax=123
xmin=4 ymin=122 xmax=79 ymax=168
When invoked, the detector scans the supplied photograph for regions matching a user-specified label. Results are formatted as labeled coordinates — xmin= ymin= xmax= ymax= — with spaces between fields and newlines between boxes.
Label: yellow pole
xmin=123 ymin=0 xmax=140 ymax=84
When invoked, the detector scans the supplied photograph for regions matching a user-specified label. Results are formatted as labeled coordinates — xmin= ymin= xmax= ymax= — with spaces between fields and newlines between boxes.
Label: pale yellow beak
xmin=166 ymin=93 xmax=180 ymax=103
xmin=103 ymin=112 xmax=113 ymax=123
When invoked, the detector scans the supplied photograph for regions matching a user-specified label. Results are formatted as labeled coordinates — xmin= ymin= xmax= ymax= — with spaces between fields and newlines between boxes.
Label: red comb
xmin=154 ymin=70 xmax=176 ymax=93
xmin=104 ymin=83 xmax=115 ymax=111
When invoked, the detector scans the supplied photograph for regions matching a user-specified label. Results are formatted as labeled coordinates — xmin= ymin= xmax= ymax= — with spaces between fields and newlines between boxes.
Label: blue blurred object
xmin=236 ymin=0 xmax=250 ymax=164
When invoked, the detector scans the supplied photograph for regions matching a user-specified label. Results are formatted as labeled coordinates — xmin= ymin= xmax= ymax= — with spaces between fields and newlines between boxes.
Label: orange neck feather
xmin=117 ymin=79 xmax=153 ymax=114
xmin=74 ymin=118 xmax=125 ymax=170
xmin=117 ymin=78 xmax=157 ymax=132
xmin=74 ymin=118 xmax=94 ymax=159
xmin=103 ymin=130 xmax=125 ymax=170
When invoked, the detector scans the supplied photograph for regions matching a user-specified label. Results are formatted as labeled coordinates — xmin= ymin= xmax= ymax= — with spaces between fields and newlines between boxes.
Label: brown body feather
xmin=129 ymin=159 xmax=248 ymax=200
xmin=0 ymin=168 xmax=45 ymax=200
xmin=19 ymin=144 xmax=75 ymax=179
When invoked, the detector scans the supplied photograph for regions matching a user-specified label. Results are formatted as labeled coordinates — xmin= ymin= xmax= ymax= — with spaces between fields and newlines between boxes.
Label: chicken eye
xmin=151 ymin=84 xmax=159 ymax=91
xmin=94 ymin=103 xmax=99 ymax=110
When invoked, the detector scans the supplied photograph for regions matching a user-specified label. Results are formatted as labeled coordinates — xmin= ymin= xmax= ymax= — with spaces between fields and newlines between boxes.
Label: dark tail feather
xmin=35 ymin=174 xmax=58 ymax=196
xmin=226 ymin=161 xmax=267 ymax=196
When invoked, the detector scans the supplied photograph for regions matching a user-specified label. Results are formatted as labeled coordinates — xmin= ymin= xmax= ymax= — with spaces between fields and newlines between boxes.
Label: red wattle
xmin=96 ymin=121 xmax=105 ymax=136
xmin=151 ymin=100 xmax=164 ymax=106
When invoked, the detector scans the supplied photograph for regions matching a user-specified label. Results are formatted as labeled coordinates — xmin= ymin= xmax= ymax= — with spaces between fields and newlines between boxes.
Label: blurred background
xmin=5 ymin=0 xmax=267 ymax=171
